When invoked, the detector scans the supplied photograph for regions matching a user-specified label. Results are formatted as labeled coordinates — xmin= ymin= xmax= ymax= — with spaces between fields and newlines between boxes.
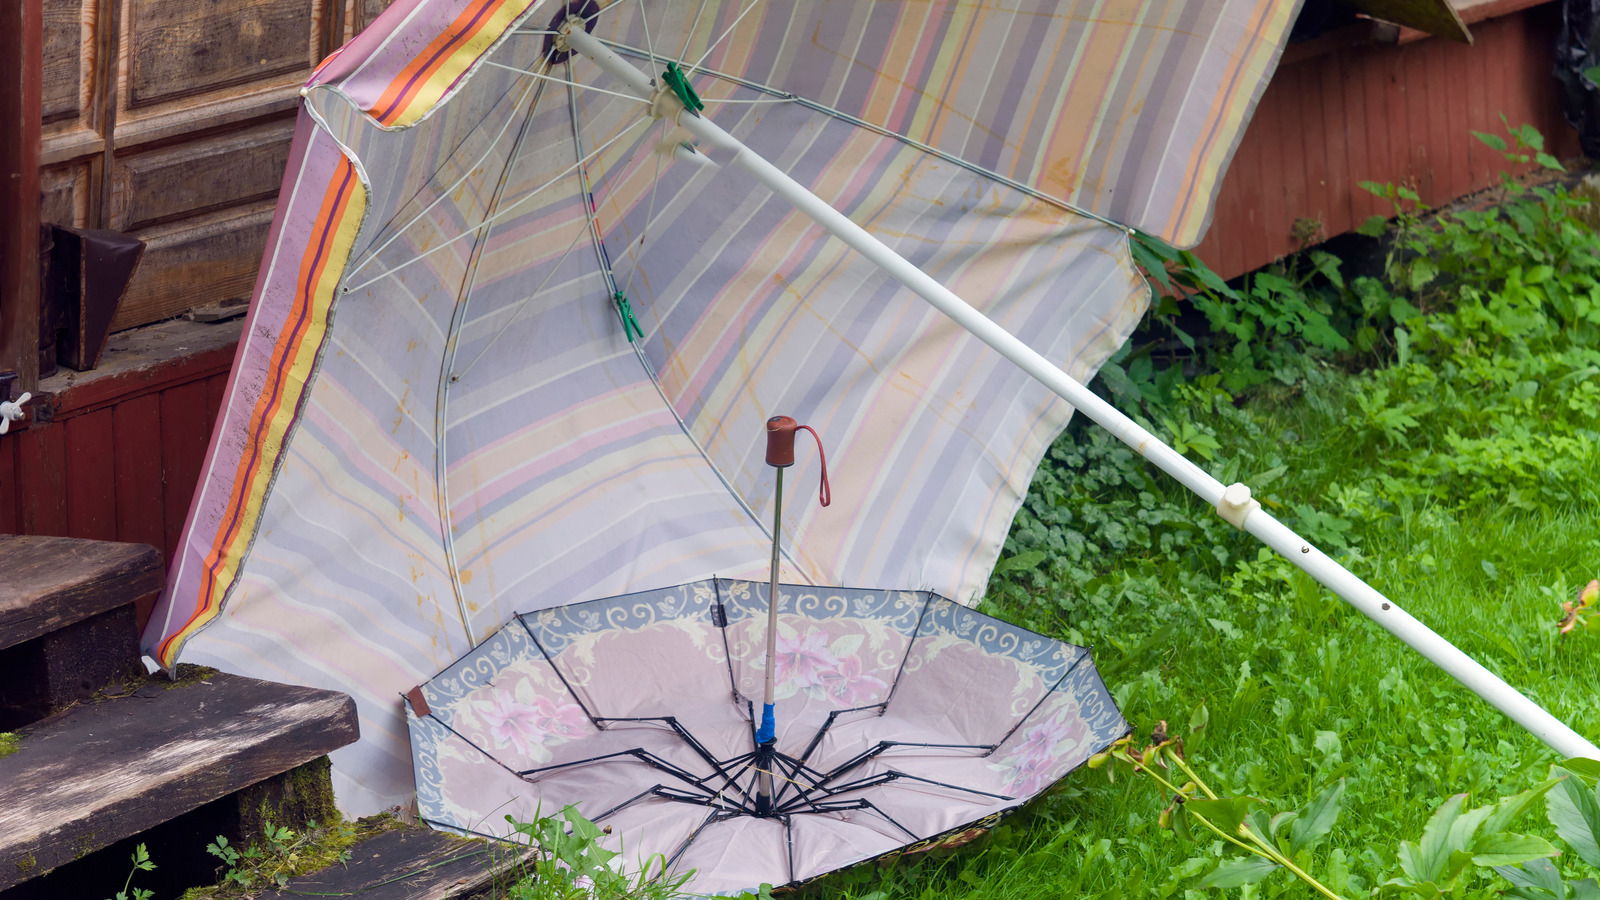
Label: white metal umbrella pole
xmin=561 ymin=24 xmax=1600 ymax=760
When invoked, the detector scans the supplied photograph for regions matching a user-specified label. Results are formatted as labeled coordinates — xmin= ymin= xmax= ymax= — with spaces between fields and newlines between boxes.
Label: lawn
xmin=790 ymin=130 xmax=1600 ymax=900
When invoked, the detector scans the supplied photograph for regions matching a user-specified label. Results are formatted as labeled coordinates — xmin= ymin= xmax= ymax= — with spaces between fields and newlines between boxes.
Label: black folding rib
xmin=516 ymin=614 xmax=602 ymax=729
xmin=985 ymin=649 xmax=1090 ymax=756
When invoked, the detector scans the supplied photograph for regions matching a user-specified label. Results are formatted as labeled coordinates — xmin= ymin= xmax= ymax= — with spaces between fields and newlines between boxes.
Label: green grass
xmin=800 ymin=136 xmax=1600 ymax=899
xmin=798 ymin=357 xmax=1600 ymax=900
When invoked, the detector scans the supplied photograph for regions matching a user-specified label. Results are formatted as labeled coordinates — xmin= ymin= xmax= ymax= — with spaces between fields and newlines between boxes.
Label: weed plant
xmin=803 ymin=125 xmax=1600 ymax=899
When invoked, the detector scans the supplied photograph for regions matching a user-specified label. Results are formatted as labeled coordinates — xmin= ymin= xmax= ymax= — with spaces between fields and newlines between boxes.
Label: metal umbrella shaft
xmin=755 ymin=464 xmax=782 ymax=815
xmin=562 ymin=24 xmax=1599 ymax=760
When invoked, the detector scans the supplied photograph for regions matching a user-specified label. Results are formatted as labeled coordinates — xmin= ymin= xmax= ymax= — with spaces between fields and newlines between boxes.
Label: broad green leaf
xmin=1573 ymin=878 xmax=1600 ymax=900
xmin=1410 ymin=258 xmax=1440 ymax=291
xmin=1494 ymin=858 xmax=1565 ymax=897
xmin=1548 ymin=777 xmax=1600 ymax=867
xmin=1558 ymin=758 xmax=1600 ymax=783
xmin=1188 ymin=701 xmax=1209 ymax=735
xmin=1383 ymin=874 xmax=1446 ymax=899
xmin=1473 ymin=131 xmax=1508 ymax=152
xmin=1357 ymin=214 xmax=1390 ymax=237
xmin=1197 ymin=857 xmax=1279 ymax=889
xmin=1243 ymin=810 xmax=1275 ymax=847
xmin=1397 ymin=840 xmax=1428 ymax=883
xmin=1186 ymin=797 xmax=1257 ymax=835
xmin=1483 ymin=781 xmax=1560 ymax=834
xmin=1470 ymin=832 xmax=1560 ymax=867
xmin=1444 ymin=803 xmax=1494 ymax=854
xmin=1131 ymin=239 xmax=1173 ymax=290
xmin=1412 ymin=794 xmax=1469 ymax=882
xmin=1173 ymin=802 xmax=1195 ymax=843
xmin=1289 ymin=779 xmax=1345 ymax=856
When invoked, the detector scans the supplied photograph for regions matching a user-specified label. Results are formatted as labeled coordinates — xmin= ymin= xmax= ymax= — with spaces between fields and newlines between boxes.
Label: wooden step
xmin=0 ymin=669 xmax=358 ymax=889
xmin=252 ymin=827 xmax=537 ymax=900
xmin=0 ymin=535 xmax=162 ymax=729
xmin=0 ymin=535 xmax=161 ymax=650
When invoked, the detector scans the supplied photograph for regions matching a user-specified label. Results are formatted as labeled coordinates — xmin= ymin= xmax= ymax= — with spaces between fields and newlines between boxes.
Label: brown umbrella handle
xmin=765 ymin=416 xmax=829 ymax=507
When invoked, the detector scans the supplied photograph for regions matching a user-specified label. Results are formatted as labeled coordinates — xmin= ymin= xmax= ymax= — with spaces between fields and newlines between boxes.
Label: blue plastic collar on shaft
xmin=755 ymin=703 xmax=776 ymax=744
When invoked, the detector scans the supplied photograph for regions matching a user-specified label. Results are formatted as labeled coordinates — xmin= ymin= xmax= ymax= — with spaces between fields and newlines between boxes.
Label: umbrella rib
xmin=772 ymin=703 xmax=888 ymax=807
xmin=784 ymin=815 xmax=795 ymax=883
xmin=588 ymin=783 xmax=669 ymax=822
xmin=617 ymin=118 xmax=664 ymax=303
xmin=877 ymin=592 xmax=936 ymax=713
xmin=482 ymin=60 xmax=651 ymax=104
xmin=677 ymin=0 xmax=710 ymax=63
xmin=561 ymin=57 xmax=810 ymax=582
xmin=686 ymin=0 xmax=766 ymax=78
xmin=346 ymin=66 xmax=544 ymax=280
xmin=515 ymin=616 xmax=603 ymax=728
xmin=713 ymin=581 xmax=742 ymax=704
xmin=985 ymin=649 xmax=1090 ymax=756
xmin=450 ymin=215 xmax=589 ymax=382
xmin=593 ymin=39 xmax=1125 ymax=230
xmin=434 ymin=53 xmax=561 ymax=649
xmin=592 ymin=714 xmax=756 ymax=805
xmin=341 ymin=116 xmax=650 ymax=294
xmin=664 ymin=809 xmax=726 ymax=873
xmin=858 ymin=800 xmax=918 ymax=842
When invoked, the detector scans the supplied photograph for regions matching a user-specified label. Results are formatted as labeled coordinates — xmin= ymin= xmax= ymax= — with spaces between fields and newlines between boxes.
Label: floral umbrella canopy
xmin=408 ymin=578 xmax=1127 ymax=893
xmin=141 ymin=0 xmax=1301 ymax=816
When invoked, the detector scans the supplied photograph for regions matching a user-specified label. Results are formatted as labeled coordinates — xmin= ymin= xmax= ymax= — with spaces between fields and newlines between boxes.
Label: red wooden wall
xmin=1194 ymin=1 xmax=1582 ymax=278
xmin=0 ymin=341 xmax=232 ymax=625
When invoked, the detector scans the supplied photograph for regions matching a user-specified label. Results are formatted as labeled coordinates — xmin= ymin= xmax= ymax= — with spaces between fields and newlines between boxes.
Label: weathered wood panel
xmin=110 ymin=118 xmax=293 ymax=230
xmin=111 ymin=204 xmax=274 ymax=330
xmin=123 ymin=0 xmax=316 ymax=109
xmin=40 ymin=0 xmax=83 ymax=125
xmin=0 ymin=534 xmax=161 ymax=650
xmin=1193 ymin=4 xmax=1581 ymax=277
xmin=39 ymin=161 xmax=92 ymax=227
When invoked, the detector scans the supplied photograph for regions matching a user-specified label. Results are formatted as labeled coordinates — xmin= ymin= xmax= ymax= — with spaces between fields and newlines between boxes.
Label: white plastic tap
xmin=0 ymin=391 xmax=31 ymax=434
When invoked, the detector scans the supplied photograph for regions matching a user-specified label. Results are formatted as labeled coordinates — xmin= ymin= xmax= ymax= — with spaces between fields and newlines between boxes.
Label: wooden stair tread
xmin=256 ymin=827 xmax=535 ymax=900
xmin=0 ymin=670 xmax=358 ymax=887
xmin=0 ymin=535 xmax=162 ymax=650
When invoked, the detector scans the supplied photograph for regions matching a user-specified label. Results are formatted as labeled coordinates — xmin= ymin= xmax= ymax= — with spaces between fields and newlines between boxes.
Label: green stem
xmin=1158 ymin=749 xmax=1344 ymax=900
xmin=1186 ymin=812 xmax=1344 ymax=900
xmin=1163 ymin=747 xmax=1219 ymax=800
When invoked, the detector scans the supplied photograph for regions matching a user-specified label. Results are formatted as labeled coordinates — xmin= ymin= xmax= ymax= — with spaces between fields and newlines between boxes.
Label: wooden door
xmin=38 ymin=0 xmax=394 ymax=333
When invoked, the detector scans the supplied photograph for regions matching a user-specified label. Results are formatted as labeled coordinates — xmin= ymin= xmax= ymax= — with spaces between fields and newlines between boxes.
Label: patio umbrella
xmin=406 ymin=577 xmax=1127 ymax=893
xmin=143 ymin=0 xmax=1594 ymax=822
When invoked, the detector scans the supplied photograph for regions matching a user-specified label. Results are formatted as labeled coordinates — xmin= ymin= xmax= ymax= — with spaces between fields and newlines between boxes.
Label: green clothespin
xmin=613 ymin=292 xmax=643 ymax=342
xmin=660 ymin=62 xmax=704 ymax=115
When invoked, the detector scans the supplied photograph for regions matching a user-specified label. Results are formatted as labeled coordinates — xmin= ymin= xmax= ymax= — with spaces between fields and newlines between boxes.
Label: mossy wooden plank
xmin=255 ymin=827 xmax=536 ymax=900
xmin=0 ymin=535 xmax=162 ymax=650
xmin=0 ymin=671 xmax=357 ymax=888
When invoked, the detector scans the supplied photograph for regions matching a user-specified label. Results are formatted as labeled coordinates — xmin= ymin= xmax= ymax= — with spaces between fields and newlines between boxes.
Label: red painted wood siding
xmin=0 ymin=342 xmax=233 ymax=627
xmin=1194 ymin=3 xmax=1582 ymax=278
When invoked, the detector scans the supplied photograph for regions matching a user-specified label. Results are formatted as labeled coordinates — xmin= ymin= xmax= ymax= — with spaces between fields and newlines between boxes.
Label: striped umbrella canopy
xmin=141 ymin=0 xmax=1298 ymax=815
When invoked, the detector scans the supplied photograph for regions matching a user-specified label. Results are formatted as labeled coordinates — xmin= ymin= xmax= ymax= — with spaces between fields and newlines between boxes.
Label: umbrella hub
xmin=543 ymin=2 xmax=598 ymax=63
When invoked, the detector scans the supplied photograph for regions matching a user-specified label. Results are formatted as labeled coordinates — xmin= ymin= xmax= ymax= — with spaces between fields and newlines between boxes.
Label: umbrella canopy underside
xmin=142 ymin=0 xmax=1297 ymax=815
xmin=411 ymin=579 xmax=1128 ymax=894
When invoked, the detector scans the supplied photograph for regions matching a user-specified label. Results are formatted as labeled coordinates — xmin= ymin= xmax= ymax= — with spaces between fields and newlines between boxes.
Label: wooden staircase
xmin=0 ymin=534 xmax=360 ymax=898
